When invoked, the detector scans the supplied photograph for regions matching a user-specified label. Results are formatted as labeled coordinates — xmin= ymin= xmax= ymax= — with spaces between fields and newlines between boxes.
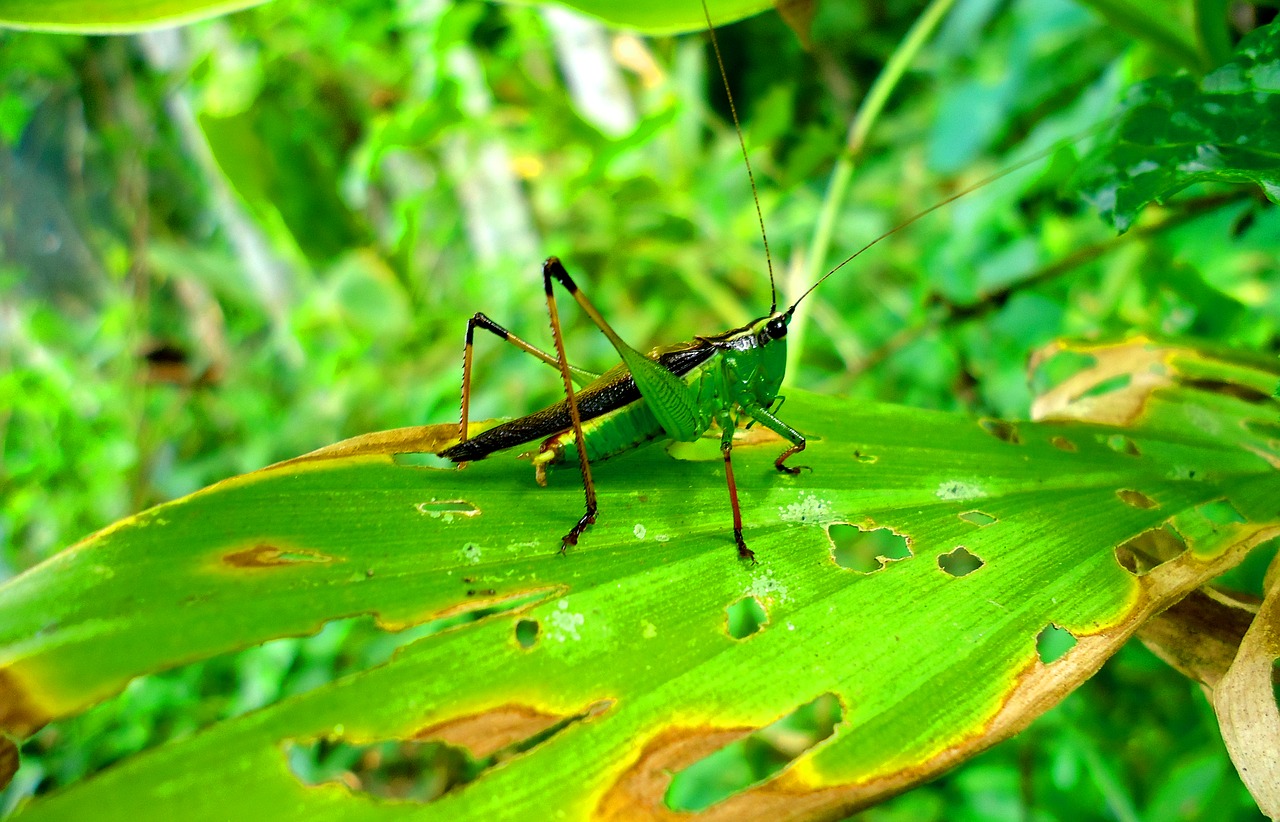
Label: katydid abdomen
xmin=439 ymin=346 xmax=715 ymax=465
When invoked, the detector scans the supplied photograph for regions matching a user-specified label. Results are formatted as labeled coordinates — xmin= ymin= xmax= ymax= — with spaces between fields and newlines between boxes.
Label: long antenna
xmin=701 ymin=0 xmax=777 ymax=313
xmin=787 ymin=131 xmax=1093 ymax=312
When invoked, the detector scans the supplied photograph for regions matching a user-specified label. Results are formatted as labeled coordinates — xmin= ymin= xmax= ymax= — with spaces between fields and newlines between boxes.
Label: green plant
xmin=2 ymin=0 xmax=1278 ymax=819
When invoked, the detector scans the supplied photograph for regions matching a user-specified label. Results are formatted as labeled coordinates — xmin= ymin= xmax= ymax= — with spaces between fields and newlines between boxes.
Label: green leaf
xmin=2 ymin=337 xmax=1276 ymax=818
xmin=1079 ymin=19 xmax=1280 ymax=233
xmin=0 ymin=0 xmax=269 ymax=32
xmin=500 ymin=0 xmax=774 ymax=34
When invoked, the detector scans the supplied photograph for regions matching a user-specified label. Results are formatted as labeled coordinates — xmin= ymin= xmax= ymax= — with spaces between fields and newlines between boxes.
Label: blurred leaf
xmin=0 ymin=0 xmax=268 ymax=32
xmin=1079 ymin=19 xmax=1280 ymax=233
xmin=2 ymin=336 xmax=1277 ymax=817
xmin=499 ymin=0 xmax=774 ymax=33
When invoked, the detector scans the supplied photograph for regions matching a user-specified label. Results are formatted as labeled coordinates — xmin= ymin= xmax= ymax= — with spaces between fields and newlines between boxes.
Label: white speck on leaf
xmin=747 ymin=569 xmax=789 ymax=603
xmin=460 ymin=543 xmax=482 ymax=564
xmin=548 ymin=603 xmax=584 ymax=642
xmin=779 ymin=493 xmax=833 ymax=524
xmin=641 ymin=620 xmax=658 ymax=639
xmin=936 ymin=481 xmax=986 ymax=501
xmin=654 ymin=534 xmax=670 ymax=543
xmin=633 ymin=523 xmax=646 ymax=540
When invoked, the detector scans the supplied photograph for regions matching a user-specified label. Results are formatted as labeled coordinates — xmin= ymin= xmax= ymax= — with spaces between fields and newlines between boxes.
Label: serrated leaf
xmin=1078 ymin=19 xmax=1280 ymax=232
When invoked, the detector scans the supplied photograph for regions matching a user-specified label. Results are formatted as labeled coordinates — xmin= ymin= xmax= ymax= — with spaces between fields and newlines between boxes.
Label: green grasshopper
xmin=437 ymin=5 xmax=1052 ymax=562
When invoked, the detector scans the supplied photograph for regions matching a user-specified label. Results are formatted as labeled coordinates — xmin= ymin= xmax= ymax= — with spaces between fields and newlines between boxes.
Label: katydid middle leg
xmin=718 ymin=413 xmax=755 ymax=563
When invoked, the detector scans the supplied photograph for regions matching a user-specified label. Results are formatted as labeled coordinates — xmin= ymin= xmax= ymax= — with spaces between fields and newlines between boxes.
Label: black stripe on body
xmin=440 ymin=341 xmax=716 ymax=462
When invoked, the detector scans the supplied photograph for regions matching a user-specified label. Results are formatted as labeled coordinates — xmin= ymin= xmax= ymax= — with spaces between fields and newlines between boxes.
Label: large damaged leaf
xmin=1 ymin=336 xmax=1277 ymax=819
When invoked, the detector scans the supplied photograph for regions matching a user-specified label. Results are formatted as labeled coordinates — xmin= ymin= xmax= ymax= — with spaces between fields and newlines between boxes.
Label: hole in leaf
xmin=979 ymin=419 xmax=1021 ymax=444
xmin=726 ymin=597 xmax=768 ymax=640
xmin=938 ymin=546 xmax=984 ymax=577
xmin=1050 ymin=436 xmax=1077 ymax=452
xmin=286 ymin=737 xmax=472 ymax=802
xmin=1102 ymin=434 xmax=1141 ymax=457
xmin=1114 ymin=524 xmax=1189 ymax=576
xmin=1080 ymin=373 xmax=1132 ymax=400
xmin=287 ymin=700 xmax=613 ymax=802
xmin=828 ymin=524 xmax=912 ymax=573
xmin=1029 ymin=349 xmax=1096 ymax=395
xmin=515 ymin=619 xmax=539 ymax=649
xmin=664 ymin=693 xmax=843 ymax=812
xmin=1198 ymin=499 xmax=1246 ymax=526
xmin=959 ymin=510 xmax=997 ymax=527
xmin=415 ymin=500 xmax=480 ymax=520
xmin=1213 ymin=536 xmax=1279 ymax=598
xmin=1116 ymin=489 xmax=1159 ymax=509
xmin=1036 ymin=624 xmax=1077 ymax=664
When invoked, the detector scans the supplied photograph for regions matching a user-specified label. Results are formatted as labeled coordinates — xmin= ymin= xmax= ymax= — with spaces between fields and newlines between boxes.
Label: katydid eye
xmin=766 ymin=318 xmax=787 ymax=339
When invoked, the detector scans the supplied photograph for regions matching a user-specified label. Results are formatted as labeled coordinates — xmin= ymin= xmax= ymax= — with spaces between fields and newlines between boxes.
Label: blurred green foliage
xmin=1 ymin=0 xmax=1277 ymax=817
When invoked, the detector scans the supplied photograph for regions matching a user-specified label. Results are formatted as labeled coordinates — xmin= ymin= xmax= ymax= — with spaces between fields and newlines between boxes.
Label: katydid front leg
xmin=742 ymin=400 xmax=808 ymax=474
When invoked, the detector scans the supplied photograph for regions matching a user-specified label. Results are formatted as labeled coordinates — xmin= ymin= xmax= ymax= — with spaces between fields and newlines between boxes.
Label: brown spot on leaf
xmin=596 ymin=725 xmax=755 ymax=820
xmin=979 ymin=419 xmax=1021 ymax=444
xmin=1116 ymin=489 xmax=1159 ymax=509
xmin=386 ymin=586 xmax=562 ymax=629
xmin=222 ymin=544 xmax=334 ymax=568
xmin=414 ymin=704 xmax=574 ymax=759
xmin=1103 ymin=434 xmax=1142 ymax=457
xmin=1050 ymin=436 xmax=1077 ymax=452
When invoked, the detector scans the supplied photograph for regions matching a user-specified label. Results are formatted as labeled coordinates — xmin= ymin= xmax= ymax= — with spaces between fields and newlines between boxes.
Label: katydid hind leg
xmin=541 ymin=258 xmax=598 ymax=552
xmin=455 ymin=311 xmax=599 ymax=448
xmin=544 ymin=257 xmax=703 ymax=441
